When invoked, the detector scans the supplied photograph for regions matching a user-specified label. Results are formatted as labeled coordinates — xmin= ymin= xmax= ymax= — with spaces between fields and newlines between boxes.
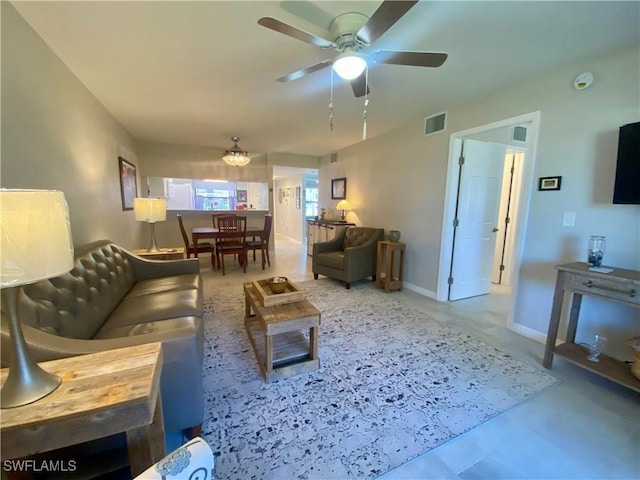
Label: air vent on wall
xmin=513 ymin=126 xmax=527 ymax=142
xmin=330 ymin=153 xmax=338 ymax=163
xmin=425 ymin=112 xmax=447 ymax=136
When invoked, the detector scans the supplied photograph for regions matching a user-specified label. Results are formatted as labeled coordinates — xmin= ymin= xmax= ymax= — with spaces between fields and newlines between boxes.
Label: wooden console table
xmin=376 ymin=241 xmax=405 ymax=292
xmin=543 ymin=262 xmax=640 ymax=392
xmin=0 ymin=343 xmax=166 ymax=476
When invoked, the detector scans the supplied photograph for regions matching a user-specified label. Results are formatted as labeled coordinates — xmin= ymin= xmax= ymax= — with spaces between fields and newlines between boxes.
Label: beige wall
xmin=1 ymin=3 xmax=142 ymax=248
xmin=320 ymin=46 xmax=640 ymax=356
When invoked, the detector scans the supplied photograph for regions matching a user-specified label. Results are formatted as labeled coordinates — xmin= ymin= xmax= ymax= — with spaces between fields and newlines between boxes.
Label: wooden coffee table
xmin=243 ymin=282 xmax=321 ymax=382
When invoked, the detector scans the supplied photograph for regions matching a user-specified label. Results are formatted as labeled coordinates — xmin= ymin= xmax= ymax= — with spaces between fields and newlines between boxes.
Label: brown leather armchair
xmin=312 ymin=227 xmax=384 ymax=289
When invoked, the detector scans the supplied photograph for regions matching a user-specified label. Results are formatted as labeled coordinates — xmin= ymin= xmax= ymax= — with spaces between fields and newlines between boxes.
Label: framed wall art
xmin=237 ymin=190 xmax=247 ymax=203
xmin=538 ymin=176 xmax=562 ymax=191
xmin=331 ymin=177 xmax=346 ymax=200
xmin=118 ymin=156 xmax=137 ymax=210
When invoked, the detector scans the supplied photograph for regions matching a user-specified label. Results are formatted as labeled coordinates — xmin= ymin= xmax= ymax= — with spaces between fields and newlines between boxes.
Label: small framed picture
xmin=331 ymin=177 xmax=347 ymax=200
xmin=538 ymin=176 xmax=562 ymax=191
xmin=237 ymin=190 xmax=247 ymax=203
xmin=118 ymin=156 xmax=137 ymax=210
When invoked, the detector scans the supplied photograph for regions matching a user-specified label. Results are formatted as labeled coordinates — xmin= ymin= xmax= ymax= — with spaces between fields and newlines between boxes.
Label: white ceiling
xmin=11 ymin=1 xmax=640 ymax=157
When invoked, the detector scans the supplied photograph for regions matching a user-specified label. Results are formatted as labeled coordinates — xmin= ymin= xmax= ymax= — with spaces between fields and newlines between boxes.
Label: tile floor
xmin=199 ymin=234 xmax=640 ymax=480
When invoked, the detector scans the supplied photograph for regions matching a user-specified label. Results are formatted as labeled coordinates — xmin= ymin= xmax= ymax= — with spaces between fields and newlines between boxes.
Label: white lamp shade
xmin=134 ymin=198 xmax=166 ymax=222
xmin=333 ymin=53 xmax=367 ymax=80
xmin=336 ymin=200 xmax=352 ymax=211
xmin=0 ymin=190 xmax=74 ymax=287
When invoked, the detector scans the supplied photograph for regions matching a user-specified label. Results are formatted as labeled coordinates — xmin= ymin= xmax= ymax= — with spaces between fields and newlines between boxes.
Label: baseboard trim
xmin=509 ymin=322 xmax=547 ymax=344
xmin=403 ymin=282 xmax=437 ymax=299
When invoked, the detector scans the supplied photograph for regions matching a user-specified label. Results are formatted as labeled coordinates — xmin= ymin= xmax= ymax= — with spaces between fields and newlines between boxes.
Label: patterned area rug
xmin=201 ymin=281 xmax=557 ymax=480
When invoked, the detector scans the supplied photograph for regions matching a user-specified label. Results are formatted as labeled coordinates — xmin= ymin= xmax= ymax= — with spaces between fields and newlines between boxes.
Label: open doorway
xmin=437 ymin=112 xmax=540 ymax=331
xmin=272 ymin=166 xmax=318 ymax=253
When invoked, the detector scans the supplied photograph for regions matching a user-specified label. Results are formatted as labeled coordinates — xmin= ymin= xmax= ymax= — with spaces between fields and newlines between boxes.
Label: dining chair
xmin=215 ymin=215 xmax=248 ymax=275
xmin=177 ymin=214 xmax=214 ymax=260
xmin=245 ymin=213 xmax=273 ymax=270
xmin=211 ymin=213 xmax=226 ymax=229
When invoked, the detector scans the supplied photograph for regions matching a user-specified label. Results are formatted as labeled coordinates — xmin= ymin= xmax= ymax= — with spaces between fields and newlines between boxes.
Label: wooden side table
xmin=132 ymin=247 xmax=185 ymax=260
xmin=0 ymin=343 xmax=166 ymax=477
xmin=376 ymin=241 xmax=406 ymax=292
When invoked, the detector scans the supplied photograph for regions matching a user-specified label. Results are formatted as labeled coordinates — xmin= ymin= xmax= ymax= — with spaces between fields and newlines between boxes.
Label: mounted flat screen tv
xmin=612 ymin=121 xmax=640 ymax=204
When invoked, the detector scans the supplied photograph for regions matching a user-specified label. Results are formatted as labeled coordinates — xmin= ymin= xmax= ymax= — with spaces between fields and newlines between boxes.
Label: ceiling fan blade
xmin=356 ymin=1 xmax=418 ymax=45
xmin=276 ymin=59 xmax=332 ymax=82
xmin=371 ymin=50 xmax=448 ymax=68
xmin=350 ymin=73 xmax=370 ymax=98
xmin=258 ymin=17 xmax=335 ymax=48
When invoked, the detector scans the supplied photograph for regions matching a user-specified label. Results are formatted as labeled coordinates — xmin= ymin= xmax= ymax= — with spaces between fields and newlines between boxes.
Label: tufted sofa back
xmin=343 ymin=227 xmax=381 ymax=249
xmin=12 ymin=240 xmax=135 ymax=340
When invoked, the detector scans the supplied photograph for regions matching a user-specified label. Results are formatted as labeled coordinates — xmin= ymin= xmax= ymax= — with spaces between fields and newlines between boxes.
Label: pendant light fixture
xmin=222 ymin=136 xmax=251 ymax=167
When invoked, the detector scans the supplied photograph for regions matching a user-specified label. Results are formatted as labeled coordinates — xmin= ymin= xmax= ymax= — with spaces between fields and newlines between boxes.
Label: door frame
xmin=436 ymin=111 xmax=541 ymax=329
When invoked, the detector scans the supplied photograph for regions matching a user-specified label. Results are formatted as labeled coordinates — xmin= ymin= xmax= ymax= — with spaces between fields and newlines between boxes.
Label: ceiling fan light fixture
xmin=222 ymin=136 xmax=251 ymax=167
xmin=332 ymin=51 xmax=367 ymax=80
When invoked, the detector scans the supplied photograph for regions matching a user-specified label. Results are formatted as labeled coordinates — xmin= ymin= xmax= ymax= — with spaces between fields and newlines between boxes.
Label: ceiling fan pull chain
xmin=362 ymin=66 xmax=369 ymax=140
xmin=329 ymin=69 xmax=335 ymax=131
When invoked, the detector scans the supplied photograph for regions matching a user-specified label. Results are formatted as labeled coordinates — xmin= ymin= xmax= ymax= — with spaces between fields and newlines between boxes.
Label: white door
xmin=492 ymin=150 xmax=525 ymax=285
xmin=449 ymin=139 xmax=506 ymax=300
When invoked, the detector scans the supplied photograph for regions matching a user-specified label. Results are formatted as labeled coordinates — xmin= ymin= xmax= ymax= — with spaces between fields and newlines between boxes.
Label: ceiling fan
xmin=258 ymin=1 xmax=447 ymax=98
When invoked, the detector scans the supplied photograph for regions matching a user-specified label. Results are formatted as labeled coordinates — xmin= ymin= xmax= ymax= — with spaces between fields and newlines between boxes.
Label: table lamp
xmin=336 ymin=200 xmax=352 ymax=222
xmin=0 ymin=189 xmax=74 ymax=408
xmin=134 ymin=198 xmax=166 ymax=252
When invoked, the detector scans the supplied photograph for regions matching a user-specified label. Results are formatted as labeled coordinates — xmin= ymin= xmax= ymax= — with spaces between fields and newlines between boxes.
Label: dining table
xmin=191 ymin=225 xmax=264 ymax=270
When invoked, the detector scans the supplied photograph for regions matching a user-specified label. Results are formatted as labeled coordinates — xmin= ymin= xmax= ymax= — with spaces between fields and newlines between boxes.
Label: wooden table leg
xmin=309 ymin=326 xmax=319 ymax=360
xmin=265 ymin=334 xmax=273 ymax=382
xmin=125 ymin=393 xmax=166 ymax=476
xmin=384 ymin=248 xmax=393 ymax=293
xmin=398 ymin=248 xmax=405 ymax=290
xmin=566 ymin=292 xmax=582 ymax=343
xmin=543 ymin=271 xmax=566 ymax=368
xmin=376 ymin=242 xmax=384 ymax=289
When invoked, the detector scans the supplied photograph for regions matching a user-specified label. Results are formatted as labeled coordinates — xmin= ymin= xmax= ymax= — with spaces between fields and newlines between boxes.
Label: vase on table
xmin=388 ymin=230 xmax=401 ymax=242
xmin=587 ymin=235 xmax=606 ymax=268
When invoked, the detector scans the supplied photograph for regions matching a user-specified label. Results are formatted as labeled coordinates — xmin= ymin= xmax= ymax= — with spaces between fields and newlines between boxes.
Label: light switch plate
xmin=562 ymin=211 xmax=576 ymax=227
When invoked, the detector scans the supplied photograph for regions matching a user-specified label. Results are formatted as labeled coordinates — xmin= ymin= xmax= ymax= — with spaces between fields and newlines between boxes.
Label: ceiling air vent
xmin=425 ymin=112 xmax=447 ymax=136
xmin=513 ymin=126 xmax=528 ymax=142
xmin=330 ymin=153 xmax=338 ymax=163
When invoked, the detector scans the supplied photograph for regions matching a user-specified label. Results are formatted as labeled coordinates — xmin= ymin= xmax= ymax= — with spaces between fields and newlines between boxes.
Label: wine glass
xmin=587 ymin=334 xmax=608 ymax=362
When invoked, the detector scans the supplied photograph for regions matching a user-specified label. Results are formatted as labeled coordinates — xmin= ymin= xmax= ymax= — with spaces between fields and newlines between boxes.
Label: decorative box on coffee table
xmin=243 ymin=281 xmax=321 ymax=382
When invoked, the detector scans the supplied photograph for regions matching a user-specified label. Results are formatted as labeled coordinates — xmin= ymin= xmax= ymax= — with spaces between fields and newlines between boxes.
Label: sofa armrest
xmin=121 ymin=250 xmax=200 ymax=281
xmin=1 ymin=322 xmax=201 ymax=364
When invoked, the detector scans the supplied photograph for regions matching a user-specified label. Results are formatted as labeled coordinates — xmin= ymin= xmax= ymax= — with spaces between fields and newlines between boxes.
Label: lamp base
xmin=1 ymin=365 xmax=61 ymax=409
xmin=1 ymin=288 xmax=62 ymax=409
xmin=146 ymin=222 xmax=160 ymax=252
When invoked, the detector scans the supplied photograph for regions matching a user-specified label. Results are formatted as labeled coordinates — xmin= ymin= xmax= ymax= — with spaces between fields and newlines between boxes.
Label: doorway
xmin=437 ymin=112 xmax=540 ymax=330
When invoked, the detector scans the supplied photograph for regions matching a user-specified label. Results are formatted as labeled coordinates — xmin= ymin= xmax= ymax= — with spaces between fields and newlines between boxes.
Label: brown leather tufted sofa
xmin=0 ymin=240 xmax=204 ymax=438
xmin=312 ymin=227 xmax=385 ymax=289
